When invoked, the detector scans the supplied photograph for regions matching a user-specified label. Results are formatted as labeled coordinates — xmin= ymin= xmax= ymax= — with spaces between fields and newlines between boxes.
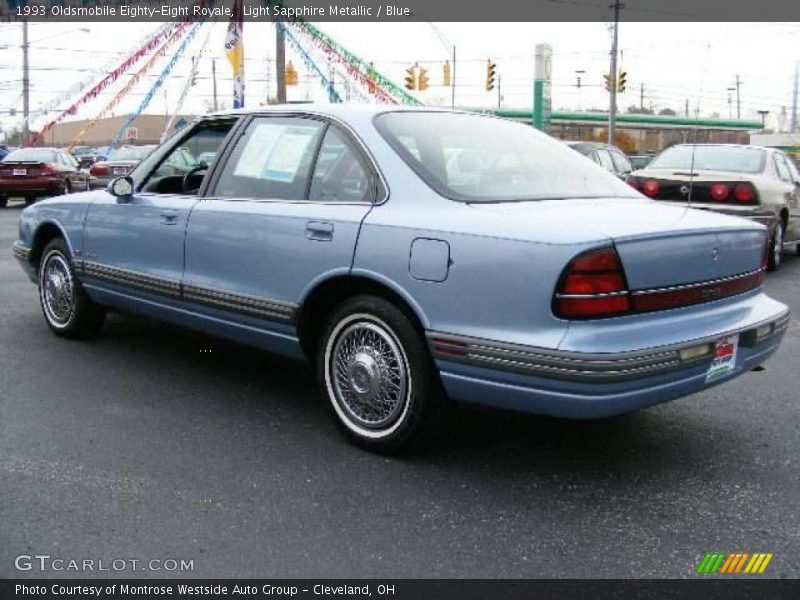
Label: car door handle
xmin=306 ymin=221 xmax=334 ymax=241
xmin=160 ymin=210 xmax=179 ymax=225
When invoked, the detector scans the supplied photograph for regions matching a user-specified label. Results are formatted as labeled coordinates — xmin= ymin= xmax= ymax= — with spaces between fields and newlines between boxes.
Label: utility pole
xmin=212 ymin=58 xmax=218 ymax=111
xmin=640 ymin=82 xmax=644 ymax=111
xmin=22 ymin=20 xmax=30 ymax=141
xmin=608 ymin=1 xmax=623 ymax=145
xmin=685 ymin=98 xmax=689 ymax=117
xmin=735 ymin=74 xmax=741 ymax=120
xmin=275 ymin=23 xmax=286 ymax=104
xmin=791 ymin=61 xmax=798 ymax=133
xmin=451 ymin=45 xmax=456 ymax=109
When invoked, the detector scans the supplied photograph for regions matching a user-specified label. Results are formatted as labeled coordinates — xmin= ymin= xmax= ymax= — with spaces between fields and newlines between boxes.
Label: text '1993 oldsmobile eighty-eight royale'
xmin=13 ymin=106 xmax=790 ymax=452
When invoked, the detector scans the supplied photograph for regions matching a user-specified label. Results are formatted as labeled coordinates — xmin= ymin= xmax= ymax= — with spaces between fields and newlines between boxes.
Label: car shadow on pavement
xmin=90 ymin=310 xmax=746 ymax=483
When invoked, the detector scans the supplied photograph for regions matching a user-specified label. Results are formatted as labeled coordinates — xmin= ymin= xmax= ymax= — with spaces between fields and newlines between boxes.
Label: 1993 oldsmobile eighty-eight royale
xmin=12 ymin=106 xmax=790 ymax=452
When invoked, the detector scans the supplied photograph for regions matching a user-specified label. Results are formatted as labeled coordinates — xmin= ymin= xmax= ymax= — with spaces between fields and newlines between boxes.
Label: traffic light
xmin=603 ymin=72 xmax=614 ymax=92
xmin=486 ymin=59 xmax=496 ymax=91
xmin=443 ymin=60 xmax=451 ymax=87
xmin=418 ymin=67 xmax=429 ymax=91
xmin=285 ymin=61 xmax=298 ymax=86
xmin=405 ymin=65 xmax=417 ymax=91
xmin=617 ymin=71 xmax=627 ymax=93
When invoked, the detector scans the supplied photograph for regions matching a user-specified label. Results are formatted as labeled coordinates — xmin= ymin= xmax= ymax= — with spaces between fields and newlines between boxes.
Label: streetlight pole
xmin=22 ymin=20 xmax=30 ymax=140
xmin=608 ymin=1 xmax=623 ymax=145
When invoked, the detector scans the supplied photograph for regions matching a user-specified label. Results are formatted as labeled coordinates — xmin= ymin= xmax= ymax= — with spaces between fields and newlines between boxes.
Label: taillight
xmin=40 ymin=164 xmax=58 ymax=175
xmin=734 ymin=184 xmax=754 ymax=203
xmin=555 ymin=247 xmax=631 ymax=319
xmin=641 ymin=179 xmax=659 ymax=197
xmin=710 ymin=183 xmax=729 ymax=201
xmin=90 ymin=164 xmax=109 ymax=176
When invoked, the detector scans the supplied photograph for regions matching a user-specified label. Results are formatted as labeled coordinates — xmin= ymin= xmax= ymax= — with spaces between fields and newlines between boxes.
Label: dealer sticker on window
xmin=706 ymin=335 xmax=739 ymax=383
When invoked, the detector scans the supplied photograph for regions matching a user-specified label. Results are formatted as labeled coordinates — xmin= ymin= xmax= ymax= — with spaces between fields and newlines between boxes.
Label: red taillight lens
xmin=555 ymin=247 xmax=631 ymax=319
xmin=710 ymin=183 xmax=729 ymax=201
xmin=734 ymin=184 xmax=754 ymax=203
xmin=90 ymin=164 xmax=109 ymax=176
xmin=40 ymin=164 xmax=58 ymax=175
xmin=642 ymin=179 xmax=659 ymax=197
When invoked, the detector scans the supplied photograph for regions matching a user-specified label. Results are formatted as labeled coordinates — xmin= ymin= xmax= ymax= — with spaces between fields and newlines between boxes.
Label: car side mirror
xmin=109 ymin=176 xmax=133 ymax=197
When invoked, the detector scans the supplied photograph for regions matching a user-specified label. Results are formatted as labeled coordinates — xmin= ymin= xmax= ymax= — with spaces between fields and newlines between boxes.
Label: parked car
xmin=89 ymin=145 xmax=156 ymax=189
xmin=628 ymin=154 xmax=653 ymax=170
xmin=566 ymin=141 xmax=633 ymax=179
xmin=628 ymin=144 xmax=800 ymax=271
xmin=0 ymin=147 xmax=88 ymax=207
xmin=13 ymin=107 xmax=789 ymax=452
xmin=70 ymin=145 xmax=100 ymax=170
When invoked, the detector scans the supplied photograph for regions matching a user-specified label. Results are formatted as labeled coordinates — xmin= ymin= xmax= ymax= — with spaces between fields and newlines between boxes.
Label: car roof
xmin=204 ymin=104 xmax=479 ymax=121
xmin=667 ymin=143 xmax=773 ymax=152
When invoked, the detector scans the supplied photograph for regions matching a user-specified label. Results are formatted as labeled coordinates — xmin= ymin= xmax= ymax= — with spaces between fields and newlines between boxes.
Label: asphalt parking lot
xmin=0 ymin=199 xmax=798 ymax=579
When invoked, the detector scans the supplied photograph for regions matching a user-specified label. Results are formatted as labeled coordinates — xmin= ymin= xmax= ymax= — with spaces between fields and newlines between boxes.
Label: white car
xmin=628 ymin=144 xmax=800 ymax=270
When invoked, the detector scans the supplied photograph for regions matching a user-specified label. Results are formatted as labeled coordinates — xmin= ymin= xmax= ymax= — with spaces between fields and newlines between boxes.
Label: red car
xmin=0 ymin=147 xmax=89 ymax=207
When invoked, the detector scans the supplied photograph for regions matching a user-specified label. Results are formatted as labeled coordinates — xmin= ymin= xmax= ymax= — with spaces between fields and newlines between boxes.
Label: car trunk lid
xmin=0 ymin=161 xmax=50 ymax=178
xmin=469 ymin=197 xmax=765 ymax=289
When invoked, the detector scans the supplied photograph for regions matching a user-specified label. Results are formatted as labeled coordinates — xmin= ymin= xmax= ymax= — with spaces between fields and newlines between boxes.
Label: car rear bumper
xmin=656 ymin=201 xmax=775 ymax=228
xmin=0 ymin=177 xmax=62 ymax=195
xmin=89 ymin=176 xmax=113 ymax=189
xmin=430 ymin=292 xmax=790 ymax=418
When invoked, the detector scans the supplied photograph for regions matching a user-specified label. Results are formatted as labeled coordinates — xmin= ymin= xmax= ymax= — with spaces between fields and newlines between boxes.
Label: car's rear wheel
xmin=38 ymin=238 xmax=105 ymax=338
xmin=767 ymin=219 xmax=784 ymax=271
xmin=61 ymin=180 xmax=71 ymax=196
xmin=24 ymin=196 xmax=36 ymax=206
xmin=0 ymin=196 xmax=7 ymax=208
xmin=318 ymin=295 xmax=447 ymax=453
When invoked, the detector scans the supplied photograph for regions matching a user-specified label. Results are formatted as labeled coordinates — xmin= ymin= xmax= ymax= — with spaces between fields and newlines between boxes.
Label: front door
xmin=182 ymin=115 xmax=377 ymax=331
xmin=81 ymin=120 xmax=237 ymax=299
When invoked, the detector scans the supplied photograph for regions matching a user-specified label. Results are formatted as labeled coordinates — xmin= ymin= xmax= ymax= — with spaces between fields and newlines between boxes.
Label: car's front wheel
xmin=38 ymin=238 xmax=105 ymax=338
xmin=318 ymin=295 xmax=447 ymax=453
xmin=767 ymin=219 xmax=784 ymax=271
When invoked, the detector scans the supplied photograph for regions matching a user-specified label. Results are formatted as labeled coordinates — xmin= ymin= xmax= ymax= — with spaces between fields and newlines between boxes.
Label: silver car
xmin=89 ymin=145 xmax=155 ymax=189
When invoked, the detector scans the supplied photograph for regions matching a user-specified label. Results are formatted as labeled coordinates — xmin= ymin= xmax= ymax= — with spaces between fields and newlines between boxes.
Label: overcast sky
xmin=0 ymin=20 xmax=798 ymax=141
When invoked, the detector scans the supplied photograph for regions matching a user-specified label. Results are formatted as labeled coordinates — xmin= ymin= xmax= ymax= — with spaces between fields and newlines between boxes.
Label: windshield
xmin=648 ymin=146 xmax=766 ymax=174
xmin=374 ymin=112 xmax=639 ymax=202
xmin=3 ymin=148 xmax=57 ymax=163
xmin=108 ymin=146 xmax=152 ymax=161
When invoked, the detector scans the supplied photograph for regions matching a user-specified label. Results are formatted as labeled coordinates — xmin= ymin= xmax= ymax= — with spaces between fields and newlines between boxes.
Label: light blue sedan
xmin=13 ymin=106 xmax=790 ymax=452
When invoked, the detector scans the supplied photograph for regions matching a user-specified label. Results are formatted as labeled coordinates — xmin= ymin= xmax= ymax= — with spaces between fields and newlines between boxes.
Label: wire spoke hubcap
xmin=42 ymin=253 xmax=74 ymax=325
xmin=331 ymin=321 xmax=408 ymax=430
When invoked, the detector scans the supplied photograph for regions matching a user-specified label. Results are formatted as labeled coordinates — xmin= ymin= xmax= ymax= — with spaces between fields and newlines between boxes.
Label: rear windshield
xmin=374 ymin=112 xmax=638 ymax=202
xmin=108 ymin=146 xmax=152 ymax=161
xmin=3 ymin=148 xmax=56 ymax=163
xmin=648 ymin=146 xmax=766 ymax=174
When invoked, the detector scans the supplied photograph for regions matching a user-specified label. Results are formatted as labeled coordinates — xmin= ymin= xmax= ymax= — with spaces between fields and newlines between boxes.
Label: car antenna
xmin=684 ymin=43 xmax=713 ymax=215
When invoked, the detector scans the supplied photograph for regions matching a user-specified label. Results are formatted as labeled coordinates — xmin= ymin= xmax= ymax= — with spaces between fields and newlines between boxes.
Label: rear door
xmin=81 ymin=119 xmax=238 ymax=298
xmin=774 ymin=152 xmax=800 ymax=241
xmin=182 ymin=114 xmax=377 ymax=329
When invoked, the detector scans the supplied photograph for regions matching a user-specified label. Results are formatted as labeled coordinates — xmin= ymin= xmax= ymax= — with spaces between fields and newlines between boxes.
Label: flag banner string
xmin=67 ymin=21 xmax=196 ymax=151
xmin=265 ymin=1 xmax=422 ymax=106
xmin=277 ymin=21 xmax=342 ymax=103
xmin=29 ymin=22 xmax=172 ymax=127
xmin=163 ymin=25 xmax=213 ymax=140
xmin=286 ymin=22 xmax=394 ymax=104
xmin=106 ymin=19 xmax=206 ymax=152
xmin=25 ymin=22 xmax=186 ymax=147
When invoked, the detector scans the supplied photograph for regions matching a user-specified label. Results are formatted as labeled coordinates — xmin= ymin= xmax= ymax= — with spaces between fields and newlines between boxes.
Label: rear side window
xmin=773 ymin=154 xmax=792 ymax=182
xmin=595 ymin=149 xmax=616 ymax=173
xmin=309 ymin=127 xmax=372 ymax=203
xmin=215 ymin=117 xmax=325 ymax=200
xmin=610 ymin=150 xmax=632 ymax=174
